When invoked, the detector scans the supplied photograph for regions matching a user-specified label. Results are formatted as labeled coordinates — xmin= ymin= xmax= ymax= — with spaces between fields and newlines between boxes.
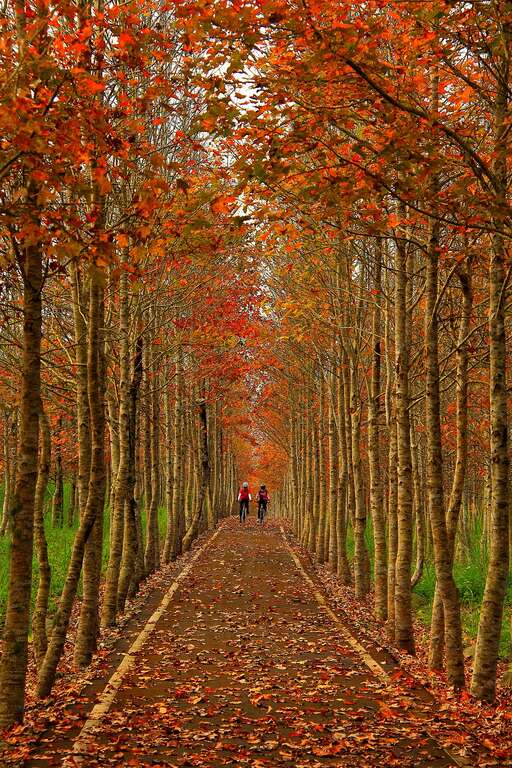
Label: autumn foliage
xmin=0 ymin=2 xmax=512 ymax=764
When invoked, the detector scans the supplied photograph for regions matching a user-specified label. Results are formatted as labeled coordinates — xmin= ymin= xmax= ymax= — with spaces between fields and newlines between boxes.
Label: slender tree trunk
xmin=162 ymin=370 xmax=175 ymax=563
xmin=145 ymin=343 xmax=160 ymax=573
xmin=385 ymin=291 xmax=398 ymax=638
xmin=182 ymin=395 xmax=210 ymax=552
xmin=67 ymin=476 xmax=77 ymax=527
xmin=70 ymin=260 xmax=91 ymax=519
xmin=410 ymin=422 xmax=425 ymax=589
xmin=74 ymin=270 xmax=106 ymax=668
xmin=1 ymin=411 xmax=13 ymax=537
xmin=143 ymin=357 xmax=152 ymax=528
xmin=394 ymin=236 xmax=415 ymax=654
xmin=0 ymin=236 xmax=43 ymax=727
xmin=118 ymin=334 xmax=143 ymax=611
xmin=368 ymin=251 xmax=387 ymax=619
xmin=335 ymin=358 xmax=351 ymax=584
xmin=311 ymin=391 xmax=321 ymax=554
xmin=471 ymin=19 xmax=510 ymax=700
xmin=33 ymin=407 xmax=52 ymax=668
xmin=351 ymin=360 xmax=369 ymax=598
xmin=51 ymin=425 xmax=64 ymax=528
xmin=429 ymin=268 xmax=471 ymax=671
xmin=101 ymin=272 xmax=130 ymax=628
xmin=327 ymin=368 xmax=339 ymax=571
xmin=106 ymin=384 xmax=120 ymax=517
xmin=423 ymin=161 xmax=465 ymax=686
xmin=172 ymin=351 xmax=185 ymax=556
xmin=342 ymin=363 xmax=355 ymax=534
xmin=316 ymin=376 xmax=327 ymax=561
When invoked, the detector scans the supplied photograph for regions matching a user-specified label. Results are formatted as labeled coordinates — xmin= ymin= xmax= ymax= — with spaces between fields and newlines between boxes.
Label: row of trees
xmin=2 ymin=0 xmax=511 ymax=735
xmin=221 ymin=0 xmax=512 ymax=704
xmin=0 ymin=0 xmax=258 ymax=729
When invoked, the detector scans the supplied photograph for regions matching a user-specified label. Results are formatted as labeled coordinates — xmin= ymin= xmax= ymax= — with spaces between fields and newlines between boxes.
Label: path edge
xmin=279 ymin=524 xmax=473 ymax=768
xmin=65 ymin=525 xmax=223 ymax=766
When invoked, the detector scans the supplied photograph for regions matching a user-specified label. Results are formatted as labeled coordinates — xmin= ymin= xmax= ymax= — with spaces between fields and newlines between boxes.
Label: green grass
xmin=345 ymin=511 xmax=512 ymax=658
xmin=2 ymin=489 xmax=511 ymax=657
xmin=412 ymin=513 xmax=512 ymax=657
xmin=414 ymin=560 xmax=512 ymax=657
xmin=0 ymin=482 xmax=168 ymax=630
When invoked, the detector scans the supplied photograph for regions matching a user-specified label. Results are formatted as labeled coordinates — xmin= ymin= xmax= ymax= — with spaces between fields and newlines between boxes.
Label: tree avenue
xmin=0 ymin=0 xmax=512 ymax=751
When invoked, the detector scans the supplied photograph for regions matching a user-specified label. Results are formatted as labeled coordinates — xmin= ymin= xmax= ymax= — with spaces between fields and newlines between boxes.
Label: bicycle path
xmin=67 ymin=518 xmax=456 ymax=767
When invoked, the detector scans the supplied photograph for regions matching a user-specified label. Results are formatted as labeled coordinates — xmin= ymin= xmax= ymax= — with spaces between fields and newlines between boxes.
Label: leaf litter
xmin=2 ymin=518 xmax=506 ymax=767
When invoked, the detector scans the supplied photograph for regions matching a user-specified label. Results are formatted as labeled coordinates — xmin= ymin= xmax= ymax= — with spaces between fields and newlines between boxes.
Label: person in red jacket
xmin=237 ymin=482 xmax=251 ymax=523
xmin=257 ymin=485 xmax=270 ymax=524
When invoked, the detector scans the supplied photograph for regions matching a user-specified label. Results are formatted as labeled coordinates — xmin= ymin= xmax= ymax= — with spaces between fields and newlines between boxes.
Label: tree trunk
xmin=145 ymin=342 xmax=160 ymax=573
xmin=335 ymin=359 xmax=351 ymax=584
xmin=51 ymin=427 xmax=64 ymax=528
xmin=1 ymin=410 xmax=14 ymax=537
xmin=118 ymin=334 xmax=143 ymax=611
xmin=67 ymin=475 xmax=77 ymax=528
xmin=0 ymin=236 xmax=43 ymax=727
xmin=327 ymin=368 xmax=339 ymax=572
xmin=394 ymin=235 xmax=415 ymax=654
xmin=182 ymin=395 xmax=210 ymax=552
xmin=368 ymin=250 xmax=387 ymax=620
xmin=423 ymin=162 xmax=465 ymax=686
xmin=74 ymin=269 xmax=106 ymax=669
xmin=33 ymin=406 xmax=52 ymax=668
xmin=385 ymin=291 xmax=398 ymax=639
xmin=350 ymin=360 xmax=369 ymax=598
xmin=471 ymin=18 xmax=510 ymax=700
xmin=316 ymin=376 xmax=327 ymax=561
xmin=101 ymin=272 xmax=130 ymax=628
xmin=171 ymin=351 xmax=185 ymax=555
xmin=70 ymin=260 xmax=91 ymax=520
xmin=410 ymin=422 xmax=425 ymax=590
xmin=429 ymin=268 xmax=471 ymax=671
xmin=162 ymin=370 xmax=175 ymax=563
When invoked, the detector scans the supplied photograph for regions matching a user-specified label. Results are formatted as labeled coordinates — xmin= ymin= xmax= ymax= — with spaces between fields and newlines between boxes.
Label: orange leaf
xmin=210 ymin=194 xmax=236 ymax=215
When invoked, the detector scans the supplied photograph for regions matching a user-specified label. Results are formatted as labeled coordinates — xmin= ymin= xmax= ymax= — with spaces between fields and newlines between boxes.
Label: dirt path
xmin=61 ymin=518 xmax=459 ymax=768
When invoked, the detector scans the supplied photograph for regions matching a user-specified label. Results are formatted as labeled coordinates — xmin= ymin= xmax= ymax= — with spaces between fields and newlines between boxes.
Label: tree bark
xmin=33 ymin=406 xmax=52 ymax=668
xmin=393 ymin=235 xmax=415 ymax=654
xmin=101 ymin=272 xmax=130 ymax=628
xmin=423 ymin=172 xmax=465 ymax=687
xmin=118 ymin=334 xmax=143 ymax=611
xmin=51 ymin=424 xmax=64 ymax=528
xmin=1 ymin=410 xmax=14 ymax=537
xmin=471 ymin=15 xmax=511 ymax=700
xmin=182 ymin=395 xmax=210 ymax=552
xmin=429 ymin=268 xmax=471 ymax=672
xmin=145 ymin=342 xmax=161 ymax=574
xmin=350 ymin=360 xmax=369 ymax=598
xmin=368 ymin=250 xmax=387 ymax=619
xmin=0 ymin=235 xmax=43 ymax=727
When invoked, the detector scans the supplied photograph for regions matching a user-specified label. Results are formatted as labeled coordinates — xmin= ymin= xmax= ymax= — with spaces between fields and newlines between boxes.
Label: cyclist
xmin=257 ymin=485 xmax=270 ymax=524
xmin=237 ymin=482 xmax=251 ymax=523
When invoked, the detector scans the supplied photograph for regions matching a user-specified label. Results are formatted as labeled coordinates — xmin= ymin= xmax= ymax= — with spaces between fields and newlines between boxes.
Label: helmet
xmin=260 ymin=485 xmax=266 ymax=490
xmin=242 ymin=481 xmax=248 ymax=488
